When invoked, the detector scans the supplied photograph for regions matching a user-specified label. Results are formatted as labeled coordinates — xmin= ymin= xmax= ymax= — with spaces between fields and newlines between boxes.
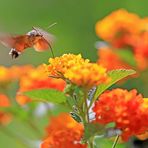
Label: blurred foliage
xmin=1 ymin=0 xmax=148 ymax=147
xmin=0 ymin=0 xmax=148 ymax=66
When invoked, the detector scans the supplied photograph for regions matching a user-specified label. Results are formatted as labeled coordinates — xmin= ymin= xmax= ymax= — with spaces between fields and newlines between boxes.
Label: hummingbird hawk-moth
xmin=0 ymin=27 xmax=54 ymax=58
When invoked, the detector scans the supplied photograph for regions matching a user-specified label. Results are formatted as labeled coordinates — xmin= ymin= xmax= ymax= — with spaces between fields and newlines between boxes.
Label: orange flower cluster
xmin=93 ymin=89 xmax=148 ymax=141
xmin=16 ymin=65 xmax=66 ymax=105
xmin=45 ymin=54 xmax=89 ymax=77
xmin=0 ymin=94 xmax=12 ymax=125
xmin=97 ymin=47 xmax=131 ymax=70
xmin=0 ymin=65 xmax=33 ymax=86
xmin=0 ymin=112 xmax=12 ymax=125
xmin=0 ymin=66 xmax=10 ymax=83
xmin=0 ymin=94 xmax=11 ymax=107
xmin=41 ymin=113 xmax=87 ymax=148
xmin=96 ymin=9 xmax=148 ymax=70
xmin=0 ymin=65 xmax=33 ymax=81
xmin=45 ymin=54 xmax=109 ymax=88
xmin=96 ymin=9 xmax=140 ymax=47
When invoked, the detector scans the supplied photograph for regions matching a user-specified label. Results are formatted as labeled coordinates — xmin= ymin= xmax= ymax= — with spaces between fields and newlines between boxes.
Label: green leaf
xmin=24 ymin=89 xmax=67 ymax=104
xmin=83 ymin=123 xmax=105 ymax=142
xmin=70 ymin=112 xmax=82 ymax=123
xmin=106 ymin=122 xmax=115 ymax=128
xmin=93 ymin=69 xmax=136 ymax=100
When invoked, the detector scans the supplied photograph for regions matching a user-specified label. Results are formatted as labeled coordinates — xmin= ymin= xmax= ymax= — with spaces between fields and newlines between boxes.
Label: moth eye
xmin=26 ymin=30 xmax=37 ymax=36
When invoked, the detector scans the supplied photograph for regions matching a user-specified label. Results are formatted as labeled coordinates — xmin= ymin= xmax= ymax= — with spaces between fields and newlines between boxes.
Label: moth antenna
xmin=47 ymin=22 xmax=57 ymax=29
xmin=32 ymin=26 xmax=37 ymax=31
xmin=32 ymin=26 xmax=41 ymax=35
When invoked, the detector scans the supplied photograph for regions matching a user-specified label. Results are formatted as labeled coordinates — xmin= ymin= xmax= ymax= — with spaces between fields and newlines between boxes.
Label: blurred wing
xmin=33 ymin=38 xmax=50 ymax=52
xmin=12 ymin=35 xmax=29 ymax=52
xmin=32 ymin=27 xmax=55 ymax=44
xmin=0 ymin=33 xmax=15 ymax=48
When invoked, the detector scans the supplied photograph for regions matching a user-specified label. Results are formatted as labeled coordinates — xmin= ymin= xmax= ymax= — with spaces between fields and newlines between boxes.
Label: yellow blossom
xmin=45 ymin=54 xmax=109 ymax=88
xmin=65 ymin=62 xmax=109 ymax=88
xmin=45 ymin=54 xmax=89 ymax=77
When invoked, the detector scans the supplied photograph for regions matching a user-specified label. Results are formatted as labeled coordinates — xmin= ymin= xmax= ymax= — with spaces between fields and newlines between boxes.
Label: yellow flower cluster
xmin=45 ymin=54 xmax=89 ymax=77
xmin=45 ymin=54 xmax=109 ymax=88
xmin=65 ymin=62 xmax=109 ymax=88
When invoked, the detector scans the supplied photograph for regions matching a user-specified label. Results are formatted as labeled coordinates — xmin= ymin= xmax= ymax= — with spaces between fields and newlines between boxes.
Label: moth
xmin=0 ymin=27 xmax=54 ymax=58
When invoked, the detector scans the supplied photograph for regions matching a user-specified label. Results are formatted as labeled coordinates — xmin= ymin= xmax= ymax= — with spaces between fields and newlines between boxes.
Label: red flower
xmin=41 ymin=113 xmax=87 ymax=148
xmin=93 ymin=89 xmax=148 ymax=141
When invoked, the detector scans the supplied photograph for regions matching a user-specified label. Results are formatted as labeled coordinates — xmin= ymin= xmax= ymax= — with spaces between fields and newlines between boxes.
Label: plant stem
xmin=88 ymin=137 xmax=94 ymax=148
xmin=112 ymin=135 xmax=120 ymax=148
xmin=83 ymin=90 xmax=95 ymax=148
xmin=84 ymin=90 xmax=89 ymax=123
xmin=84 ymin=91 xmax=89 ymax=123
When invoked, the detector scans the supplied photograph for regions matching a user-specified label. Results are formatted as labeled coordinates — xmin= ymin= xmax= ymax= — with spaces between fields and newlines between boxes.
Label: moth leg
xmin=9 ymin=48 xmax=21 ymax=59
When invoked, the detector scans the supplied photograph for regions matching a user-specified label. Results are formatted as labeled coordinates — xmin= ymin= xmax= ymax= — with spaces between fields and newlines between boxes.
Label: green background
xmin=0 ymin=0 xmax=148 ymax=147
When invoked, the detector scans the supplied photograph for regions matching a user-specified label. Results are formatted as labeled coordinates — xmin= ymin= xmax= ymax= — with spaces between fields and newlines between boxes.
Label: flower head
xmin=0 ymin=112 xmax=12 ymax=125
xmin=0 ymin=65 xmax=33 ymax=88
xmin=41 ymin=113 xmax=87 ymax=148
xmin=93 ymin=89 xmax=148 ymax=141
xmin=45 ymin=54 xmax=89 ymax=77
xmin=0 ymin=66 xmax=10 ymax=83
xmin=65 ymin=62 xmax=109 ymax=88
xmin=97 ymin=47 xmax=131 ymax=70
xmin=0 ymin=94 xmax=11 ymax=107
xmin=0 ymin=94 xmax=12 ymax=125
xmin=95 ymin=9 xmax=140 ymax=47
xmin=45 ymin=54 xmax=109 ymax=88
xmin=16 ymin=65 xmax=66 ymax=105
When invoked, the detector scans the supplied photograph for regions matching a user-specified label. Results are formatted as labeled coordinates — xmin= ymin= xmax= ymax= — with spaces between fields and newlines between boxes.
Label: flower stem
xmin=88 ymin=137 xmax=94 ymax=148
xmin=112 ymin=135 xmax=120 ymax=148
xmin=84 ymin=92 xmax=89 ymax=123
xmin=83 ymin=90 xmax=95 ymax=148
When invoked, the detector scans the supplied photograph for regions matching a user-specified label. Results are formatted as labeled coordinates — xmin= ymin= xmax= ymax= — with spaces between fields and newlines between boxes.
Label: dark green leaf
xmin=24 ymin=89 xmax=67 ymax=104
xmin=93 ymin=69 xmax=136 ymax=100
xmin=70 ymin=112 xmax=82 ymax=123
xmin=106 ymin=122 xmax=115 ymax=128
xmin=83 ymin=123 xmax=105 ymax=142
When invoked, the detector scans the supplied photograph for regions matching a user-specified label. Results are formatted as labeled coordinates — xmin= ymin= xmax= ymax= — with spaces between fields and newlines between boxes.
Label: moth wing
xmin=0 ymin=33 xmax=28 ymax=52
xmin=0 ymin=33 xmax=15 ymax=48
xmin=33 ymin=38 xmax=49 ymax=52
xmin=13 ymin=35 xmax=29 ymax=52
xmin=32 ymin=27 xmax=55 ymax=44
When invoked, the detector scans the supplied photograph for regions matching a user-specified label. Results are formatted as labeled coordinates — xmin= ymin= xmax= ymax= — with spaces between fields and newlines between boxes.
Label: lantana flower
xmin=96 ymin=9 xmax=148 ymax=70
xmin=93 ymin=89 xmax=148 ymax=141
xmin=0 ymin=94 xmax=11 ymax=107
xmin=0 ymin=94 xmax=12 ymax=125
xmin=0 ymin=65 xmax=33 ymax=82
xmin=45 ymin=53 xmax=109 ymax=88
xmin=97 ymin=47 xmax=131 ymax=70
xmin=95 ymin=9 xmax=140 ymax=48
xmin=16 ymin=65 xmax=66 ymax=105
xmin=41 ymin=113 xmax=87 ymax=148
xmin=45 ymin=54 xmax=89 ymax=77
